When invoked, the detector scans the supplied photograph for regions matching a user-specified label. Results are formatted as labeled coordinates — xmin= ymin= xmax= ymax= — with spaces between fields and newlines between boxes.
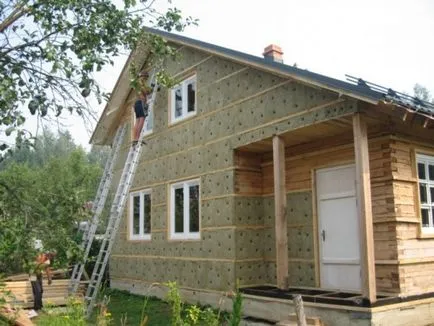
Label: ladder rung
xmin=69 ymin=125 xmax=127 ymax=296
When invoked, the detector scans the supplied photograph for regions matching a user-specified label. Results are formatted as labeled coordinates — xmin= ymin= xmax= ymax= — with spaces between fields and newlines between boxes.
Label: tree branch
xmin=2 ymin=24 xmax=76 ymax=56
xmin=0 ymin=3 xmax=29 ymax=34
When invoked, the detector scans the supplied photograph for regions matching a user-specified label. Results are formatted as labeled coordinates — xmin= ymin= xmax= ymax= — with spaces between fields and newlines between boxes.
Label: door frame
xmin=313 ymin=163 xmax=360 ymax=290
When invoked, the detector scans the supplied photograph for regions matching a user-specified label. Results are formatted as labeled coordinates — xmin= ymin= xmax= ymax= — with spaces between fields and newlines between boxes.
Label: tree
xmin=0 ymin=0 xmax=197 ymax=154
xmin=87 ymin=144 xmax=110 ymax=169
xmin=0 ymin=132 xmax=104 ymax=275
xmin=0 ymin=128 xmax=78 ymax=168
xmin=413 ymin=84 xmax=432 ymax=103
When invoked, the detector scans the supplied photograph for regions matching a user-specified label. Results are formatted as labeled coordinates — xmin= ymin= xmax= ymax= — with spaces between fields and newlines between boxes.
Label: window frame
xmin=417 ymin=153 xmax=434 ymax=233
xmin=169 ymin=179 xmax=200 ymax=240
xmin=169 ymin=74 xmax=197 ymax=124
xmin=129 ymin=189 xmax=152 ymax=241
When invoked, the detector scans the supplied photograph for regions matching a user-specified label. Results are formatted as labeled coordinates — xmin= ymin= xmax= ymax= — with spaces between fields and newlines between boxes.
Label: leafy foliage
xmin=1 ymin=129 xmax=81 ymax=168
xmin=165 ymin=281 xmax=242 ymax=326
xmin=0 ymin=130 xmax=105 ymax=275
xmin=0 ymin=0 xmax=198 ymax=155
xmin=229 ymin=283 xmax=243 ymax=326
xmin=413 ymin=84 xmax=433 ymax=103
xmin=166 ymin=281 xmax=184 ymax=326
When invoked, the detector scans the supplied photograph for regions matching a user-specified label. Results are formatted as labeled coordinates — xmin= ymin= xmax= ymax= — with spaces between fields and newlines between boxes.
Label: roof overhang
xmin=90 ymin=28 xmax=433 ymax=145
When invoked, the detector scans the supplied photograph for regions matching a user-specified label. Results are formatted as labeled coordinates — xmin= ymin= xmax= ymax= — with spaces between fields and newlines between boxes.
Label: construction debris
xmin=0 ymin=304 xmax=34 ymax=326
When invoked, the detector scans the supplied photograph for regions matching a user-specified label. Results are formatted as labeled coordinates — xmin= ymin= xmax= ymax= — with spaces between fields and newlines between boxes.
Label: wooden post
xmin=273 ymin=135 xmax=288 ymax=289
xmin=293 ymin=295 xmax=307 ymax=326
xmin=352 ymin=113 xmax=376 ymax=303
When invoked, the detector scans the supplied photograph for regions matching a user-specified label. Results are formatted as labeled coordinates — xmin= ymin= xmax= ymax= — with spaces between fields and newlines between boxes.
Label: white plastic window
xmin=129 ymin=189 xmax=151 ymax=240
xmin=170 ymin=179 xmax=200 ymax=240
xmin=170 ymin=75 xmax=196 ymax=123
xmin=144 ymin=97 xmax=153 ymax=134
xmin=417 ymin=154 xmax=434 ymax=232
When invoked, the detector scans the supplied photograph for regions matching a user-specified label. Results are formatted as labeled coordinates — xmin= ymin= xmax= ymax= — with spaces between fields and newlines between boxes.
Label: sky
xmin=23 ymin=0 xmax=434 ymax=149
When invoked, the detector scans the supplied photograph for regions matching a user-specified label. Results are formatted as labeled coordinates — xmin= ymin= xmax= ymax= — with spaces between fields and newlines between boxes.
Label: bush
xmin=165 ymin=281 xmax=243 ymax=326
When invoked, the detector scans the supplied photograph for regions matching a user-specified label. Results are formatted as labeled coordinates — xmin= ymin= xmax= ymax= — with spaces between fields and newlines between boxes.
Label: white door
xmin=316 ymin=164 xmax=361 ymax=291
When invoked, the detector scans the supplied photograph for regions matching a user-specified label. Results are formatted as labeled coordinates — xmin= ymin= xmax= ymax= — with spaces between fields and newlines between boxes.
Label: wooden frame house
xmin=90 ymin=29 xmax=434 ymax=325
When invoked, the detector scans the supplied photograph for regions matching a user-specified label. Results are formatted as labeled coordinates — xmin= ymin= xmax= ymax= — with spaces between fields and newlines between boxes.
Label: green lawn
xmin=31 ymin=287 xmax=237 ymax=325
xmin=34 ymin=290 xmax=172 ymax=326
xmin=94 ymin=290 xmax=172 ymax=326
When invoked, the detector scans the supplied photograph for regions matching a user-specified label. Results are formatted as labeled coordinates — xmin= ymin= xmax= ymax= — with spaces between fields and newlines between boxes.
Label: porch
xmin=111 ymin=278 xmax=434 ymax=326
xmin=233 ymin=104 xmax=433 ymax=305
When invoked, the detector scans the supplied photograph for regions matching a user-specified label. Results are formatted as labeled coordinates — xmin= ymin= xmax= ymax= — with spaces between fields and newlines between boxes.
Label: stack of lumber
xmin=4 ymin=279 xmax=85 ymax=308
xmin=4 ymin=269 xmax=69 ymax=281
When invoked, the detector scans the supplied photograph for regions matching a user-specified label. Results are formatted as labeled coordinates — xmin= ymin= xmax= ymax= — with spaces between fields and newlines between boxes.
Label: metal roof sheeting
xmin=346 ymin=75 xmax=434 ymax=117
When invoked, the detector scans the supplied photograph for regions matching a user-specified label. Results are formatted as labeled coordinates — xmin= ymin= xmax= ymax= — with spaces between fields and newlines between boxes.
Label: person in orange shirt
xmin=29 ymin=251 xmax=55 ymax=311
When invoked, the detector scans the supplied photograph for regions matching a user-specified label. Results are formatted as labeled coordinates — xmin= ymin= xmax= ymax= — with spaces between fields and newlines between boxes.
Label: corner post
xmin=352 ymin=113 xmax=376 ymax=303
xmin=273 ymin=135 xmax=288 ymax=289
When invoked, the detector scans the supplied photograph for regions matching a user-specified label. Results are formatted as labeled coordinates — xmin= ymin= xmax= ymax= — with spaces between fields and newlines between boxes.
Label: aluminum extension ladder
xmin=68 ymin=124 xmax=127 ymax=295
xmin=84 ymin=73 xmax=158 ymax=318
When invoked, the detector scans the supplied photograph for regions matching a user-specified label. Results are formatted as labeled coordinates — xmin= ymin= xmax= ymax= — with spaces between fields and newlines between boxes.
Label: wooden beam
xmin=273 ymin=135 xmax=288 ymax=289
xmin=352 ymin=113 xmax=376 ymax=303
xmin=402 ymin=110 xmax=415 ymax=122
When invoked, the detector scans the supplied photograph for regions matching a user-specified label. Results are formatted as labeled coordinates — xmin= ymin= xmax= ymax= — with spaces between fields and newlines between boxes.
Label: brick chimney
xmin=263 ymin=44 xmax=283 ymax=63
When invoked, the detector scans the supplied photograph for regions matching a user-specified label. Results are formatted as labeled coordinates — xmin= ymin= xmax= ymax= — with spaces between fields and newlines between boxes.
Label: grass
xmin=93 ymin=289 xmax=172 ymax=326
xmin=20 ymin=287 xmax=238 ymax=325
xmin=33 ymin=290 xmax=171 ymax=325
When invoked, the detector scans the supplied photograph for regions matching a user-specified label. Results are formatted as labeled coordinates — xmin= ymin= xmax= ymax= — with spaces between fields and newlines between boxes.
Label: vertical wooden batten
xmin=352 ymin=113 xmax=377 ymax=303
xmin=273 ymin=135 xmax=288 ymax=289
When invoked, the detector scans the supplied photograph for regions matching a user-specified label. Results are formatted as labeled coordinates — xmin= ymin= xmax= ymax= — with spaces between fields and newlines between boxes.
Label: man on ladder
xmin=132 ymin=71 xmax=151 ymax=146
xmin=83 ymin=69 xmax=159 ymax=317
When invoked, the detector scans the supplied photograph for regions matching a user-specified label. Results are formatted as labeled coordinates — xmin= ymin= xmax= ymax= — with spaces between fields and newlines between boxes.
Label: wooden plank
xmin=353 ymin=113 xmax=377 ymax=303
xmin=0 ymin=306 xmax=34 ymax=326
xmin=4 ymin=279 xmax=85 ymax=310
xmin=311 ymin=169 xmax=320 ymax=287
xmin=402 ymin=110 xmax=415 ymax=122
xmin=273 ymin=135 xmax=288 ymax=289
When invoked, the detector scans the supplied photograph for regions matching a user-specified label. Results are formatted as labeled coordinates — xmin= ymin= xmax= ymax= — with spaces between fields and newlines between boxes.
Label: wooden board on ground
xmin=4 ymin=279 xmax=84 ymax=309
xmin=0 ymin=305 xmax=34 ymax=326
